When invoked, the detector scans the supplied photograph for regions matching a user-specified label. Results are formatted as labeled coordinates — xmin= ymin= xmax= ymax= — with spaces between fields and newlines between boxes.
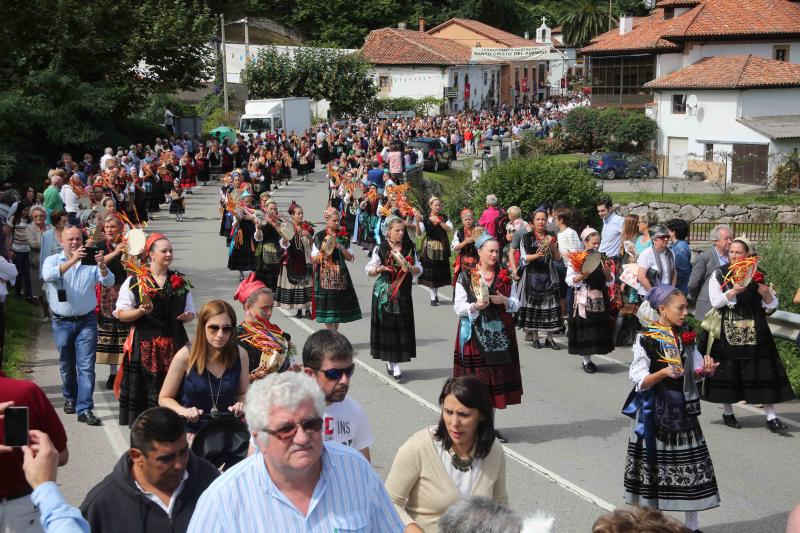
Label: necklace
xmin=206 ymin=369 xmax=223 ymax=416
xmin=450 ymin=450 xmax=474 ymax=472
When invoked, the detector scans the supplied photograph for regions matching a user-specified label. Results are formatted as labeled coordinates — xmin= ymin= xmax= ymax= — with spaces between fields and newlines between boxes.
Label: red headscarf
xmin=144 ymin=232 xmax=167 ymax=257
xmin=234 ymin=272 xmax=267 ymax=305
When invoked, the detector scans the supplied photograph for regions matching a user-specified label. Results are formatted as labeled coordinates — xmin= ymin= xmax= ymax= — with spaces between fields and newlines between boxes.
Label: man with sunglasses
xmin=636 ymin=225 xmax=678 ymax=297
xmin=188 ymin=372 xmax=402 ymax=532
xmin=302 ymin=330 xmax=373 ymax=462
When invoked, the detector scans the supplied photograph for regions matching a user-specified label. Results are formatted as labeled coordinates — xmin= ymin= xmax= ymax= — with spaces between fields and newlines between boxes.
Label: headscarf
xmin=324 ymin=206 xmax=338 ymax=220
xmin=234 ymin=272 xmax=267 ymax=305
xmin=733 ymin=235 xmax=752 ymax=254
xmin=144 ymin=232 xmax=167 ymax=257
xmin=647 ymin=284 xmax=680 ymax=310
xmin=241 ymin=190 xmax=251 ymax=199
xmin=580 ymin=227 xmax=598 ymax=241
xmin=381 ymin=215 xmax=402 ymax=237
xmin=475 ymin=232 xmax=496 ymax=250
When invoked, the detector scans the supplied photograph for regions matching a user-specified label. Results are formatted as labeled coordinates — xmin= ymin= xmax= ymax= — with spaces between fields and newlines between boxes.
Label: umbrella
xmin=210 ymin=126 xmax=237 ymax=146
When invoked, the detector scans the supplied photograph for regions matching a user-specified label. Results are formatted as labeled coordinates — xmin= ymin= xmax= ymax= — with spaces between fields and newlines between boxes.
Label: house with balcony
xmin=580 ymin=0 xmax=800 ymax=182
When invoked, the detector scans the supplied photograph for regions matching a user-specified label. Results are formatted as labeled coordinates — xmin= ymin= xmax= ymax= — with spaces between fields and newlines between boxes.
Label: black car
xmin=408 ymin=137 xmax=452 ymax=172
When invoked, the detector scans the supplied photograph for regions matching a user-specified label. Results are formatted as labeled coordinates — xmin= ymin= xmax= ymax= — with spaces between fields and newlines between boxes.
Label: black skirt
xmin=370 ymin=284 xmax=416 ymax=363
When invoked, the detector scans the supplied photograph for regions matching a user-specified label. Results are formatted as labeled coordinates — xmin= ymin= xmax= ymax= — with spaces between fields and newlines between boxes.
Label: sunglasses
xmin=655 ymin=235 xmax=669 ymax=241
xmin=264 ymin=417 xmax=323 ymax=441
xmin=206 ymin=324 xmax=234 ymax=334
xmin=315 ymin=364 xmax=355 ymax=381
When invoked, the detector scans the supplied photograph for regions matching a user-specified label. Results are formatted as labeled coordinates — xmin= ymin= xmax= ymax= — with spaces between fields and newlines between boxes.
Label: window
xmin=664 ymin=7 xmax=675 ymax=19
xmin=379 ymin=76 xmax=390 ymax=88
xmin=484 ymin=71 xmax=488 ymax=85
xmin=589 ymin=54 xmax=655 ymax=105
xmin=704 ymin=143 xmax=714 ymax=162
xmin=774 ymin=45 xmax=790 ymax=62
xmin=672 ymin=94 xmax=686 ymax=114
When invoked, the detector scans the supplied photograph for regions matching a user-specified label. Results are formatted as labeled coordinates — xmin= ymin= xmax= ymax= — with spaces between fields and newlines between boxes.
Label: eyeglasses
xmin=654 ymin=236 xmax=669 ymax=241
xmin=206 ymin=324 xmax=234 ymax=334
xmin=315 ymin=364 xmax=355 ymax=381
xmin=263 ymin=417 xmax=323 ymax=441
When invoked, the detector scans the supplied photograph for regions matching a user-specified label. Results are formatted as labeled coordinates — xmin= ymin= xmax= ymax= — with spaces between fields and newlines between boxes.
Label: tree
xmin=559 ymin=0 xmax=611 ymax=47
xmin=565 ymin=107 xmax=658 ymax=151
xmin=564 ymin=107 xmax=598 ymax=151
xmin=244 ymin=47 xmax=378 ymax=117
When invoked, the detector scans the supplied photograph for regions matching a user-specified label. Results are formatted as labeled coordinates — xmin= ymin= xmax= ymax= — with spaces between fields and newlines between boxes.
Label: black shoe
xmin=305 ymin=309 xmax=312 ymax=319
xmin=386 ymin=363 xmax=392 ymax=376
xmin=296 ymin=309 xmax=303 ymax=318
xmin=393 ymin=373 xmax=402 ymax=382
xmin=532 ymin=339 xmax=542 ymax=349
xmin=495 ymin=430 xmax=508 ymax=443
xmin=77 ymin=411 xmax=102 ymax=426
xmin=767 ymin=418 xmax=788 ymax=433
xmin=105 ymin=375 xmax=116 ymax=390
xmin=430 ymin=300 xmax=438 ymax=307
xmin=63 ymin=400 xmax=76 ymax=414
xmin=722 ymin=414 xmax=742 ymax=429
xmin=583 ymin=361 xmax=598 ymax=374
xmin=545 ymin=338 xmax=560 ymax=350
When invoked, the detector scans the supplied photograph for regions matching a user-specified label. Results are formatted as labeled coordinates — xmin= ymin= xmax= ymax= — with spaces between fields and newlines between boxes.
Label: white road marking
xmin=277 ymin=307 xmax=616 ymax=511
xmin=92 ymin=392 xmax=129 ymax=458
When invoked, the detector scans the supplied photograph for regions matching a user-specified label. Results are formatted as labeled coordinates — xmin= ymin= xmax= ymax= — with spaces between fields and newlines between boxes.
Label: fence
xmin=688 ymin=222 xmax=800 ymax=244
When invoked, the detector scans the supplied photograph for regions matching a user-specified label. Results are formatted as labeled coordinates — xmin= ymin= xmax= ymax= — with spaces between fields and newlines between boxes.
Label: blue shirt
xmin=42 ymin=251 xmax=115 ymax=316
xmin=32 ymin=482 xmax=90 ymax=533
xmin=670 ymin=239 xmax=692 ymax=295
xmin=599 ymin=213 xmax=624 ymax=258
xmin=366 ymin=168 xmax=384 ymax=189
xmin=187 ymin=443 xmax=403 ymax=533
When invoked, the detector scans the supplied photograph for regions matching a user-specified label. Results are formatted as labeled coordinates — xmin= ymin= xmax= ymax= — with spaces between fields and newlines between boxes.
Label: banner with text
xmin=470 ymin=46 xmax=562 ymax=62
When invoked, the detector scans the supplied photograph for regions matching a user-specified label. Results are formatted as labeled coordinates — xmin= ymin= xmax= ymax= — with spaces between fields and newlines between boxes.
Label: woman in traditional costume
xmin=311 ymin=207 xmax=361 ymax=330
xmin=453 ymin=233 xmax=522 ymax=443
xmin=615 ymin=214 xmax=644 ymax=347
xmin=366 ymin=215 xmax=422 ymax=382
xmin=253 ymin=199 xmax=285 ymax=292
xmin=358 ymin=184 xmax=381 ymax=254
xmin=418 ymin=196 xmax=452 ymax=306
xmin=218 ymin=173 xmax=235 ymax=240
xmin=169 ymin=178 xmax=186 ymax=222
xmin=565 ymin=228 xmax=615 ymax=374
xmin=275 ymin=202 xmax=313 ymax=319
xmin=94 ymin=216 xmax=129 ymax=389
xmin=451 ymin=208 xmax=480 ymax=291
xmin=227 ymin=191 xmax=257 ymax=282
xmin=234 ymin=275 xmax=296 ymax=380
xmin=115 ymin=234 xmax=195 ymax=426
xmin=623 ymin=285 xmax=721 ymax=532
xmin=515 ymin=209 xmax=562 ymax=349
xmin=699 ymin=237 xmax=794 ymax=432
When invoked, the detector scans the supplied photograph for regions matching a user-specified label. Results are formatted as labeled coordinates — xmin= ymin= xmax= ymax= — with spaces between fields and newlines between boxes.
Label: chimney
xmin=524 ymin=31 xmax=530 ymax=40
xmin=419 ymin=17 xmax=425 ymax=32
xmin=398 ymin=22 xmax=407 ymax=30
xmin=619 ymin=14 xmax=633 ymax=35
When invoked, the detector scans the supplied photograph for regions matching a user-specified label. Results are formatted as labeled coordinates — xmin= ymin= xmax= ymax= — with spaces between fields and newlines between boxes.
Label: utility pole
xmin=221 ymin=13 xmax=229 ymax=118
xmin=243 ymin=17 xmax=250 ymax=100
xmin=609 ymin=0 xmax=613 ymax=31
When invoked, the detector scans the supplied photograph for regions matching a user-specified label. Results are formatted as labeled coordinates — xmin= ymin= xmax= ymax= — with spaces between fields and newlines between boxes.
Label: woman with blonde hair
xmin=616 ymin=214 xmax=643 ymax=346
xmin=159 ymin=299 xmax=249 ymax=434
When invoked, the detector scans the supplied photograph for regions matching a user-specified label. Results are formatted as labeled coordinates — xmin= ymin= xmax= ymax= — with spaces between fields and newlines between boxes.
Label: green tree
xmin=564 ymin=107 xmax=599 ymax=151
xmin=616 ymin=112 xmax=658 ymax=149
xmin=560 ymin=0 xmax=611 ymax=46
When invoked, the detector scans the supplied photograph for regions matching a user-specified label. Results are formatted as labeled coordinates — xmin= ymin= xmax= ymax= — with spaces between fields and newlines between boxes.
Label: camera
xmin=57 ymin=288 xmax=68 ymax=302
xmin=81 ymin=246 xmax=97 ymax=266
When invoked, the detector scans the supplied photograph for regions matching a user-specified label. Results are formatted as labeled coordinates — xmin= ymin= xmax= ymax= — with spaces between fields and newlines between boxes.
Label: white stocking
xmin=430 ymin=287 xmax=438 ymax=301
xmin=722 ymin=403 xmax=734 ymax=416
xmin=763 ymin=404 xmax=777 ymax=421
xmin=684 ymin=511 xmax=699 ymax=531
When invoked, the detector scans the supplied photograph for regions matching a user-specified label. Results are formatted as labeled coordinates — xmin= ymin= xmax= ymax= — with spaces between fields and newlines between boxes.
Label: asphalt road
xmin=29 ymin=168 xmax=799 ymax=532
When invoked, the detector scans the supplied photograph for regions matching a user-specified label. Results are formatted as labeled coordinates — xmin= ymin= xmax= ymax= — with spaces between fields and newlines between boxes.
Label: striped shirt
xmin=187 ymin=442 xmax=403 ymax=533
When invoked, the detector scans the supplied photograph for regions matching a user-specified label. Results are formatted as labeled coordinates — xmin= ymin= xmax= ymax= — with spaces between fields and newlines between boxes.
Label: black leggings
xmin=12 ymin=251 xmax=32 ymax=298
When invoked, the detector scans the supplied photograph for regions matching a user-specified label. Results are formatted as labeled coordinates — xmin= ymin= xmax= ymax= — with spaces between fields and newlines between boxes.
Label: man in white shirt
xmin=636 ymin=225 xmax=677 ymax=297
xmin=302 ymin=330 xmax=373 ymax=462
xmin=99 ymin=147 xmax=114 ymax=171
xmin=597 ymin=197 xmax=623 ymax=259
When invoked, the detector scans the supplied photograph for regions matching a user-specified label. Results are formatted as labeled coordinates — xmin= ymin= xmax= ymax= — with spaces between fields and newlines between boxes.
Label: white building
xmin=547 ymin=26 xmax=584 ymax=96
xmin=581 ymin=0 xmax=800 ymax=183
xmin=645 ymin=55 xmax=800 ymax=184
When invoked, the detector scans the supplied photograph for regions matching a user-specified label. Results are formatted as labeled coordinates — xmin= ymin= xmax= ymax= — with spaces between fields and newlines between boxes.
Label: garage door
xmin=732 ymin=143 xmax=769 ymax=185
xmin=667 ymin=137 xmax=688 ymax=178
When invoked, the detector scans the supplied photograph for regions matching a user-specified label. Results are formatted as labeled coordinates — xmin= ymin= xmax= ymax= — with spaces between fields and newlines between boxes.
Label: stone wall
xmin=615 ymin=201 xmax=800 ymax=225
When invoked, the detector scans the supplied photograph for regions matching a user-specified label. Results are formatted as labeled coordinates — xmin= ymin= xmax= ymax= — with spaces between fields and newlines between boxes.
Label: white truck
xmin=238 ymin=97 xmax=312 ymax=135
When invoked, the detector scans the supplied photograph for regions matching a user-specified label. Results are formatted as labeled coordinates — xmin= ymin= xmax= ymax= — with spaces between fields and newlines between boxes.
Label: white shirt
xmin=322 ymin=397 xmax=374 ymax=451
xmin=134 ymin=471 xmax=188 ymax=517
xmin=599 ymin=213 xmax=623 ymax=258
xmin=364 ymin=247 xmax=422 ymax=282
xmin=708 ymin=272 xmax=779 ymax=311
xmin=432 ymin=428 xmax=482 ymax=497
xmin=636 ymin=246 xmax=673 ymax=296
xmin=453 ymin=273 xmax=520 ymax=320
xmin=0 ymin=256 xmax=18 ymax=301
xmin=114 ymin=276 xmax=196 ymax=316
xmin=60 ymin=186 xmax=80 ymax=213
xmin=556 ymin=227 xmax=582 ymax=254
xmin=99 ymin=154 xmax=114 ymax=171
xmin=629 ymin=335 xmax=704 ymax=392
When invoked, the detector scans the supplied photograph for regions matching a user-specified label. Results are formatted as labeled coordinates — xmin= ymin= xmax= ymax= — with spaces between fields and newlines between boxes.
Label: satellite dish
xmin=644 ymin=0 xmax=657 ymax=8
xmin=686 ymin=94 xmax=699 ymax=110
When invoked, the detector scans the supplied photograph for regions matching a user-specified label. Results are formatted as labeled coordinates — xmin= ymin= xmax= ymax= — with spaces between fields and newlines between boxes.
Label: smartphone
xmin=81 ymin=246 xmax=97 ymax=266
xmin=3 ymin=406 xmax=29 ymax=447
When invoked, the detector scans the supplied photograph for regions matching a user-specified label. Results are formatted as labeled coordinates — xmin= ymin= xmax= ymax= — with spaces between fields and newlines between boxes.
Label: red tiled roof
xmin=426 ymin=18 xmax=532 ymax=47
xmin=580 ymin=9 xmax=691 ymax=53
xmin=583 ymin=0 xmax=800 ymax=55
xmin=644 ymin=55 xmax=800 ymax=89
xmin=361 ymin=28 xmax=472 ymax=65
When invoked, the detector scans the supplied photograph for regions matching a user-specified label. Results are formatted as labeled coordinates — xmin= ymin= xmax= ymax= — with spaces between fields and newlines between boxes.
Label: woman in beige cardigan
xmin=385 ymin=376 xmax=507 ymax=533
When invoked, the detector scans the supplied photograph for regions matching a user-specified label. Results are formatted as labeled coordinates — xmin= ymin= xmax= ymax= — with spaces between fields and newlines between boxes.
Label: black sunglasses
xmin=316 ymin=364 xmax=355 ymax=381
xmin=206 ymin=324 xmax=234 ymax=334
xmin=264 ymin=417 xmax=324 ymax=441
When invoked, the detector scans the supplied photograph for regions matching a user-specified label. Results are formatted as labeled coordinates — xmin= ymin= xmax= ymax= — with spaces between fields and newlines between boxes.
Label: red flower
xmin=681 ymin=330 xmax=697 ymax=345
xmin=497 ymin=268 xmax=511 ymax=284
xmin=170 ymin=274 xmax=184 ymax=290
xmin=337 ymin=227 xmax=348 ymax=238
xmin=405 ymin=255 xmax=414 ymax=264
xmin=753 ymin=271 xmax=765 ymax=284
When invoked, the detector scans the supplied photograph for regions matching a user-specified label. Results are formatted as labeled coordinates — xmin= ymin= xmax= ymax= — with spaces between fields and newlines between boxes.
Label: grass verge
xmin=2 ymin=297 xmax=40 ymax=377
xmin=424 ymin=167 xmax=468 ymax=203
xmin=776 ymin=338 xmax=800 ymax=397
xmin=610 ymin=191 xmax=800 ymax=206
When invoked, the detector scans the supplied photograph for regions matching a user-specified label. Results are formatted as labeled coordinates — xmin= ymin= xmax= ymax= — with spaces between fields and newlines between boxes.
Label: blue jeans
xmin=52 ymin=314 xmax=97 ymax=414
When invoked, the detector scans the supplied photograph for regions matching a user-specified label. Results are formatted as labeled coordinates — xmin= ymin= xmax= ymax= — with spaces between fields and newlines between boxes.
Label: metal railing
xmin=689 ymin=222 xmax=800 ymax=243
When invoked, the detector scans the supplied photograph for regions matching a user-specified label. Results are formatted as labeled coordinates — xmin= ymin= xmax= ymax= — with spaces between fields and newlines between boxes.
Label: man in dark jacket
xmin=80 ymin=407 xmax=218 ymax=533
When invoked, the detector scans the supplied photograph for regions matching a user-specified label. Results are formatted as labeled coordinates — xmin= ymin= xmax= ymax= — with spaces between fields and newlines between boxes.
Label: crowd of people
xmin=1 ymin=100 xmax=799 ymax=533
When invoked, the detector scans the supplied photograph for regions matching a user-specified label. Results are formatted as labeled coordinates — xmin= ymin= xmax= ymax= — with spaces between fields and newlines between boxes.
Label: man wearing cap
xmin=636 ymin=225 xmax=677 ymax=297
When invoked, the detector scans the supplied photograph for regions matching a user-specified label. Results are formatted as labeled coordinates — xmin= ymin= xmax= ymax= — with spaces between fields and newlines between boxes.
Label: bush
xmin=776 ymin=338 xmax=800 ymax=396
xmin=467 ymin=157 xmax=602 ymax=227
xmin=564 ymin=107 xmax=657 ymax=152
xmin=758 ymin=236 xmax=800 ymax=314
xmin=518 ymin=132 xmax=568 ymax=157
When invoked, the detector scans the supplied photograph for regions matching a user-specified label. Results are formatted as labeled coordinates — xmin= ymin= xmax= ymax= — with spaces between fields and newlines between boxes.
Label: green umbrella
xmin=210 ymin=126 xmax=237 ymax=145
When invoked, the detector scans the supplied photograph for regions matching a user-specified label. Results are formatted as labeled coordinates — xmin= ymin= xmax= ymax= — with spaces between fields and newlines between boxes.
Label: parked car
xmin=408 ymin=137 xmax=452 ymax=172
xmin=587 ymin=152 xmax=658 ymax=180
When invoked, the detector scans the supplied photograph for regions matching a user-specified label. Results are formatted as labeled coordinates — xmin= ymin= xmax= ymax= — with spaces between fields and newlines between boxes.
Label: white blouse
xmin=629 ymin=335 xmax=704 ymax=392
xmin=364 ymin=247 xmax=422 ymax=282
xmin=432 ymin=429 xmax=482 ymax=497
xmin=708 ymin=273 xmax=778 ymax=311
xmin=114 ymin=276 xmax=196 ymax=317
xmin=453 ymin=273 xmax=520 ymax=320
xmin=417 ymin=220 xmax=454 ymax=234
xmin=564 ymin=262 xmax=615 ymax=289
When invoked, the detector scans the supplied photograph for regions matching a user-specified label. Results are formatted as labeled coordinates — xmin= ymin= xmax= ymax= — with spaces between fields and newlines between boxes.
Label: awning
xmin=737 ymin=115 xmax=800 ymax=140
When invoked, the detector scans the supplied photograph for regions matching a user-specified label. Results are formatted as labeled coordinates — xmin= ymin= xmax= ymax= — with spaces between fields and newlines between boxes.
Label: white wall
xmin=547 ymin=48 xmax=578 ymax=95
xmin=741 ymin=88 xmax=800 ymax=116
xmin=372 ymin=66 xmax=446 ymax=99
xmin=684 ymin=41 xmax=800 ymax=66
xmin=447 ymin=65 xmax=501 ymax=111
xmin=656 ymin=53 xmax=683 ymax=77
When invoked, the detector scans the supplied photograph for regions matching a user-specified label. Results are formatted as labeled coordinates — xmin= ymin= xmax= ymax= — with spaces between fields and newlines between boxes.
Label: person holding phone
xmin=0 ymin=373 xmax=69 ymax=531
xmin=42 ymin=226 xmax=114 ymax=426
